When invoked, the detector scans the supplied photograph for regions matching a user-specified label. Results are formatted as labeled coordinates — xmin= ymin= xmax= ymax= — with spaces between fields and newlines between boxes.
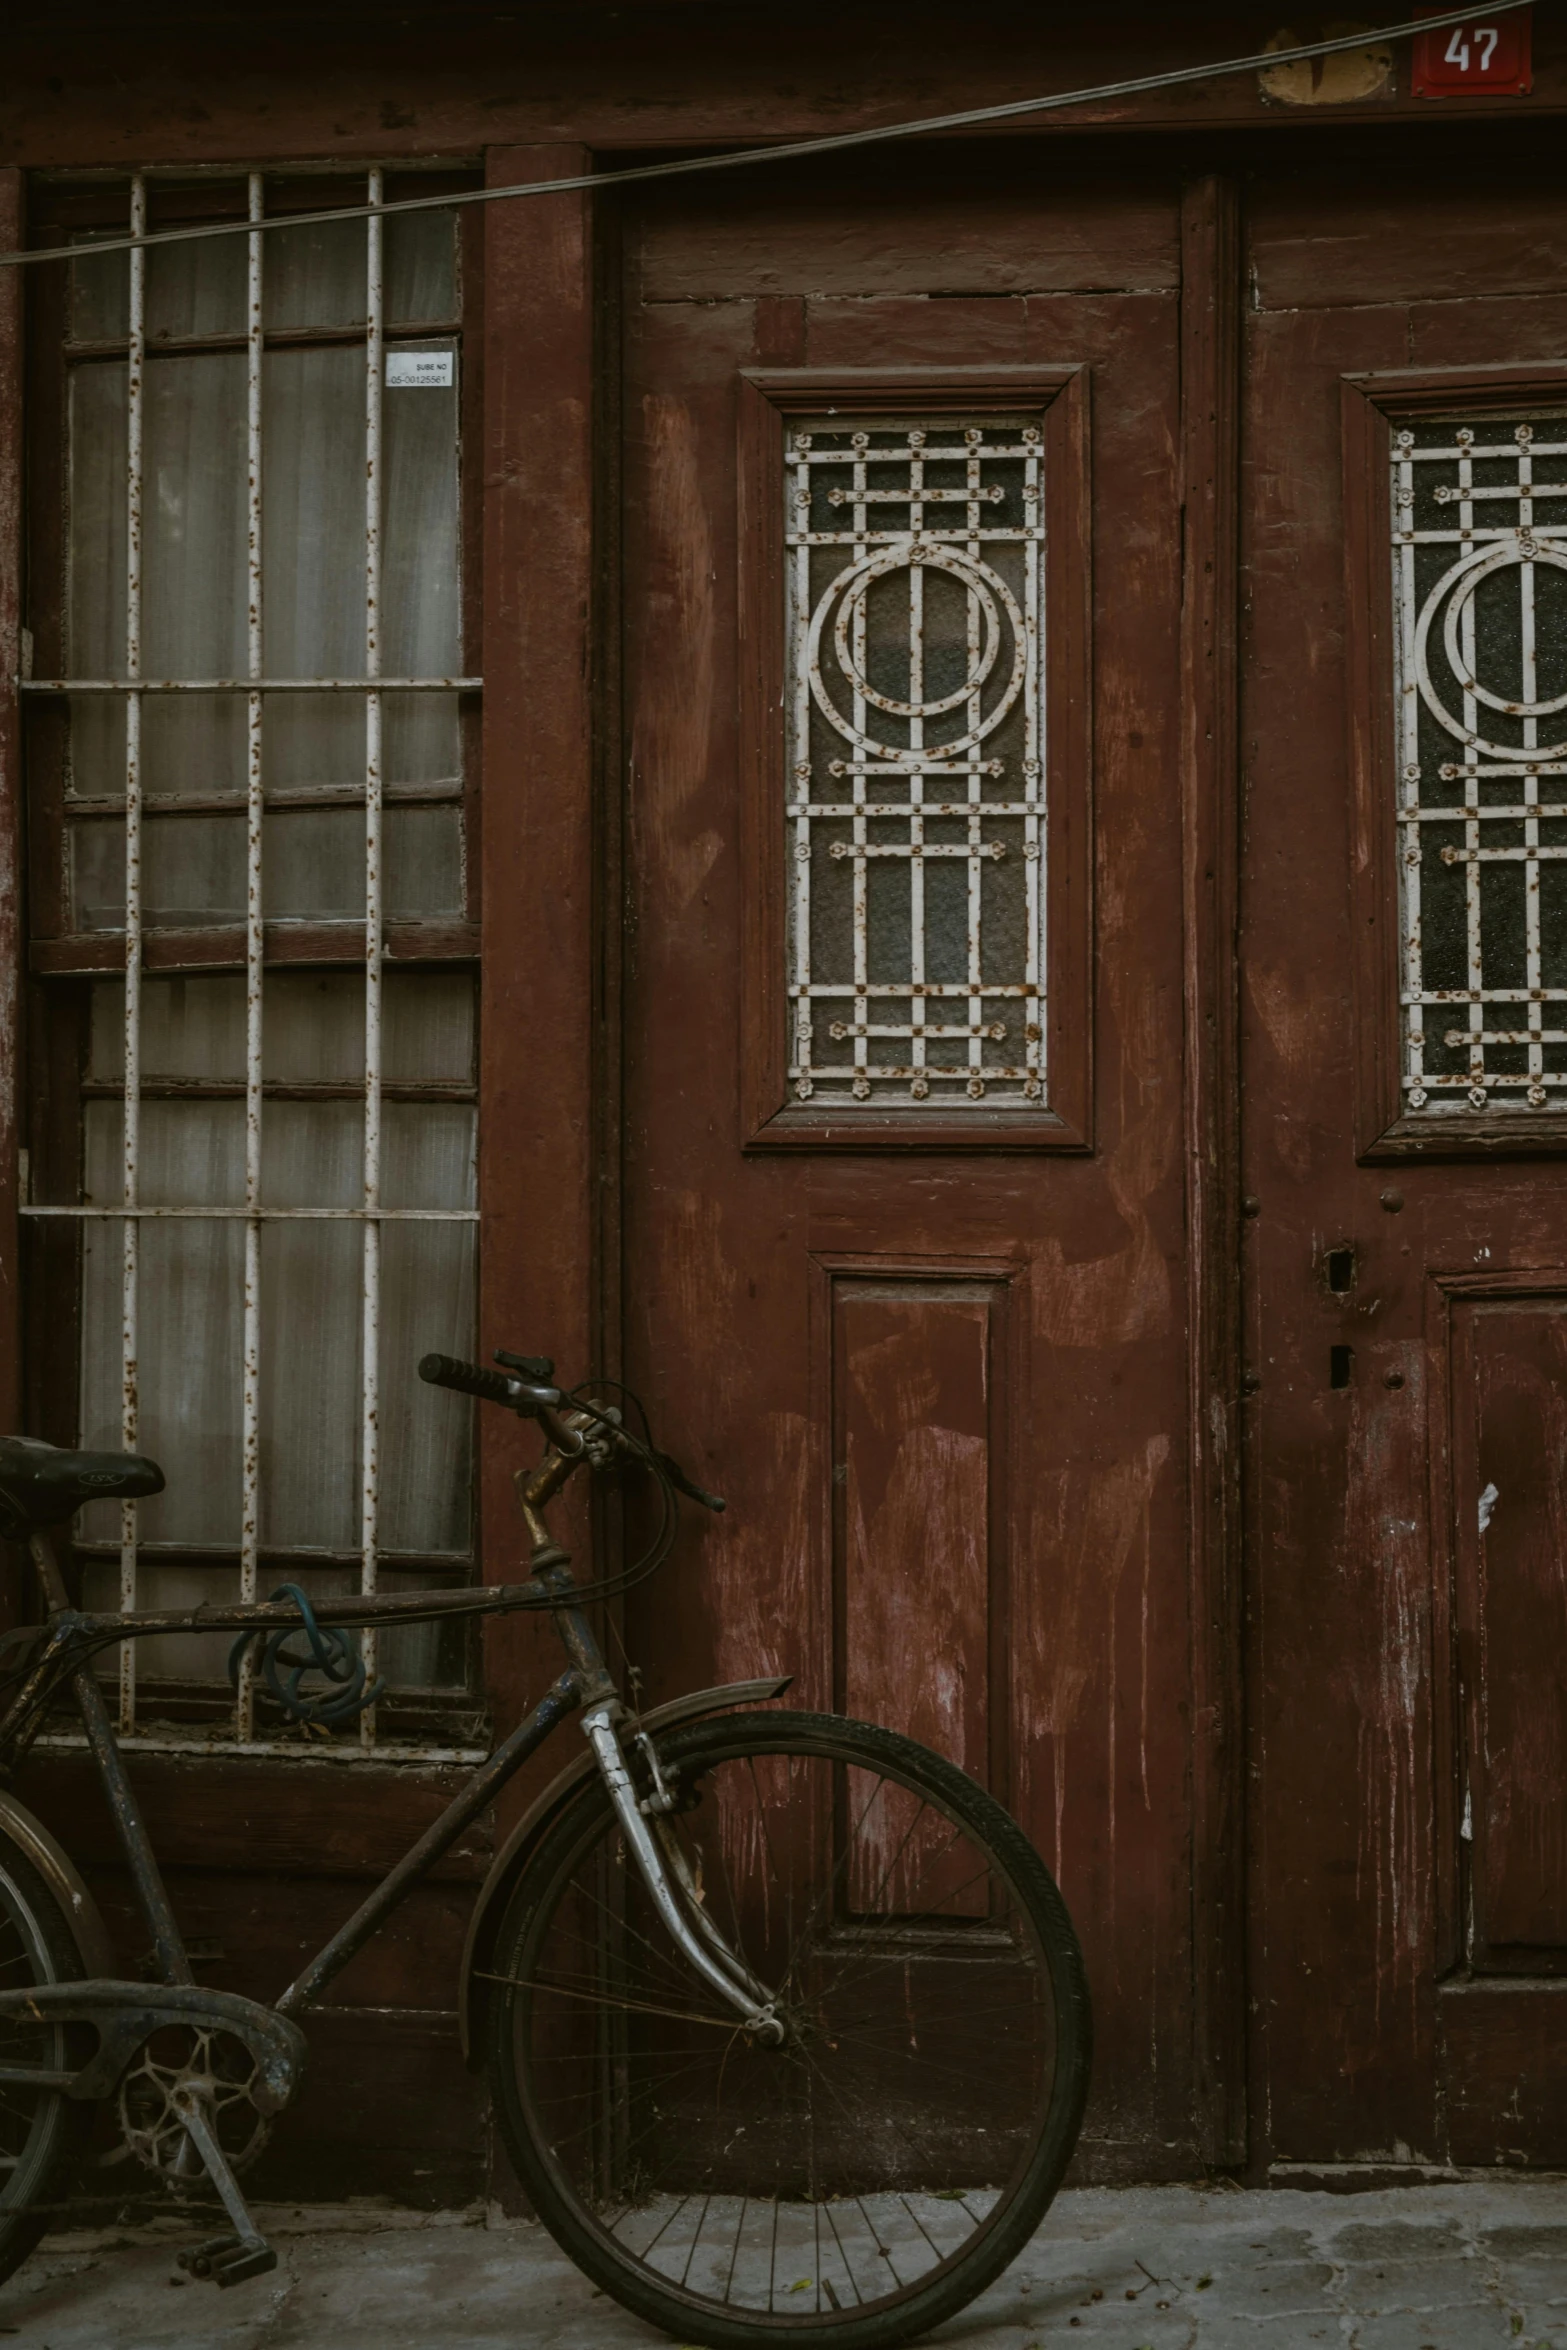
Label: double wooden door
xmin=602 ymin=131 xmax=1567 ymax=2179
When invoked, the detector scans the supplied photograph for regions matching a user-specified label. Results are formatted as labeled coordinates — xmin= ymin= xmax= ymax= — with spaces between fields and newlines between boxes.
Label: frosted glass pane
xmin=388 ymin=807 xmax=464 ymax=918
xmin=387 ymin=212 xmax=457 ymax=325
xmin=71 ymin=237 xmax=129 ymax=341
xmin=67 ymin=694 xmax=126 ymax=805
xmin=85 ymin=1099 xmax=244 ymax=1208
xmin=387 ymin=972 xmax=474 ymax=1082
xmin=81 ymin=1101 xmax=248 ymax=1544
xmin=259 ymin=1219 xmax=360 ymax=1549
xmin=70 ymin=821 xmax=124 ymax=931
xmin=261 ymin=807 xmax=463 ymax=920
xmin=147 ymin=228 xmax=246 ymax=342
xmin=144 ymin=354 xmax=246 ymax=676
xmin=382 ymin=1103 xmax=475 ymax=1210
xmin=91 ymin=977 xmax=246 ymax=1082
xmin=73 ymin=815 xmax=247 ymax=930
xmin=68 ymin=363 xmax=127 ymax=689
xmin=264 ymin=215 xmax=366 ymax=331
xmin=90 ymin=972 xmax=476 ymax=1084
xmin=263 ymin=346 xmax=364 ymax=785
xmin=261 ymin=1101 xmax=361 ymax=1210
xmin=384 ymin=343 xmax=459 ymax=674
xmin=263 ymin=809 xmax=363 ymax=920
xmin=143 ymin=352 xmax=248 ymax=795
xmin=263 ymin=972 xmax=364 ymax=1080
xmin=386 ymin=693 xmax=459 ymax=786
xmin=145 ymin=815 xmax=245 ymax=925
xmin=261 ymin=971 xmax=474 ymax=1082
xmin=145 ymin=699 xmax=245 ymax=800
xmin=381 ymin=1219 xmax=474 ymax=1553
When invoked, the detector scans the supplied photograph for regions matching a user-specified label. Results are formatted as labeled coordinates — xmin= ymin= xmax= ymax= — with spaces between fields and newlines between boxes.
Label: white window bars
xmin=1392 ymin=415 xmax=1567 ymax=1114
xmin=785 ymin=419 xmax=1046 ymax=1108
xmin=20 ymin=170 xmax=482 ymax=1756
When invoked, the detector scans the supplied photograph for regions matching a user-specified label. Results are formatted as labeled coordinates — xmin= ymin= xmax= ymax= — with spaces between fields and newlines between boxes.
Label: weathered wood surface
xmin=619 ymin=161 xmax=1199 ymax=2178
xmin=1242 ymin=142 xmax=1567 ymax=2173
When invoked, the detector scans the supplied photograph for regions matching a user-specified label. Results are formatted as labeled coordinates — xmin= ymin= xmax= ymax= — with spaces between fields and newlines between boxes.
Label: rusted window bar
xmin=238 ymin=171 xmax=265 ymax=1742
xmin=21 ymin=677 xmax=480 ymax=692
xmin=360 ymin=169 xmax=385 ymax=1747
xmin=119 ymin=174 xmax=147 ymax=1733
xmin=20 ymin=167 xmax=482 ymax=1755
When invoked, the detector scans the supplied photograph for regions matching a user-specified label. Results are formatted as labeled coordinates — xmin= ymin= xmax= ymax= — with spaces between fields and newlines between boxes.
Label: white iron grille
xmin=20 ymin=171 xmax=482 ymax=1756
xmin=785 ymin=420 xmax=1046 ymax=1107
xmin=1392 ymin=416 xmax=1567 ymax=1113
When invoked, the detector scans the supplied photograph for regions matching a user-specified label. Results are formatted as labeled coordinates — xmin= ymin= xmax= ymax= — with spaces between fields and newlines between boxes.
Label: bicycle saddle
xmin=0 ymin=1435 xmax=164 ymax=1537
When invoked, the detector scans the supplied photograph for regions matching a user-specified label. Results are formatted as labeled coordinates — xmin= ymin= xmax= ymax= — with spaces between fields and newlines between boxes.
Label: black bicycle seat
xmin=0 ymin=1436 xmax=164 ymax=1537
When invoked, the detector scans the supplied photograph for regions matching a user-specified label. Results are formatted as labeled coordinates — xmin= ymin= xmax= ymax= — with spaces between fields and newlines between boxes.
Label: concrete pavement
xmin=3 ymin=2181 xmax=1566 ymax=2347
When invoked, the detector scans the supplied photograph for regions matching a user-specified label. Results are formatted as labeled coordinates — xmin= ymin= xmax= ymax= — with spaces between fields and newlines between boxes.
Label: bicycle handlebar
xmin=417 ymin=1349 xmax=726 ymax=1512
xmin=418 ymin=1352 xmax=540 ymax=1410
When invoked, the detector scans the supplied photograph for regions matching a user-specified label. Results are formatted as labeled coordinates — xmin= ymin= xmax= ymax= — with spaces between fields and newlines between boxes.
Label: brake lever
xmin=653 ymin=1449 xmax=726 ymax=1514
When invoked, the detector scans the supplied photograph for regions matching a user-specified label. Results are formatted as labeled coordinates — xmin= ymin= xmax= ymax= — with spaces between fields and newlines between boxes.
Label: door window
xmin=785 ymin=416 xmax=1046 ymax=1108
xmin=1392 ymin=412 xmax=1567 ymax=1116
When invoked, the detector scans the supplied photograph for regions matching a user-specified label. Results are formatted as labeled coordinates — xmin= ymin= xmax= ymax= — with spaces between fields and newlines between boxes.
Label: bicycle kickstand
xmin=170 ymin=2087 xmax=278 ymax=2287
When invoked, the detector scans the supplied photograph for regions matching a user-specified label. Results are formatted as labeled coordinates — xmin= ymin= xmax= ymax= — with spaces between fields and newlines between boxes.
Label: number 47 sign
xmin=1412 ymin=6 xmax=1532 ymax=94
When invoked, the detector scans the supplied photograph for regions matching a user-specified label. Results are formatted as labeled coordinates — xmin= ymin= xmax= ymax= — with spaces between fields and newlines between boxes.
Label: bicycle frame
xmin=0 ymin=1422 xmax=781 ymax=2038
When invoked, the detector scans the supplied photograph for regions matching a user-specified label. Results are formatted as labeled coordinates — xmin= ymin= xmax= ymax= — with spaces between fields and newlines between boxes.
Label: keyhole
xmin=1329 ymin=1345 xmax=1354 ymax=1390
xmin=1326 ymin=1246 xmax=1355 ymax=1295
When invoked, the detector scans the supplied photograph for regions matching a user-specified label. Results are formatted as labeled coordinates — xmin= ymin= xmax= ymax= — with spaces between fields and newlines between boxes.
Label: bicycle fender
xmin=458 ymin=1675 xmax=791 ymax=2066
xmin=0 ymin=1789 xmax=115 ymax=1981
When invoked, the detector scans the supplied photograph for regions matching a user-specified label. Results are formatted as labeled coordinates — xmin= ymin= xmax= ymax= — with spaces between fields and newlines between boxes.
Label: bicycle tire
xmin=485 ymin=1708 xmax=1090 ymax=2350
xmin=0 ymin=1832 xmax=95 ymax=2282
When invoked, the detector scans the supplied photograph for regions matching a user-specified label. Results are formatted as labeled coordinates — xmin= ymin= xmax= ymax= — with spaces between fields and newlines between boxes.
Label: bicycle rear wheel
xmin=486 ymin=1709 xmax=1090 ymax=2350
xmin=0 ymin=1833 xmax=94 ymax=2282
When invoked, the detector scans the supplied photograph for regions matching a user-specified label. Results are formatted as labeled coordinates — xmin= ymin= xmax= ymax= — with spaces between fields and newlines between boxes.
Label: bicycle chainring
xmin=118 ymin=2024 xmax=274 ymax=2186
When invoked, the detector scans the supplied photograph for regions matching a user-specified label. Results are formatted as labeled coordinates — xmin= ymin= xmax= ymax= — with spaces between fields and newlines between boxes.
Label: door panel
xmin=1243 ymin=152 xmax=1567 ymax=2169
xmin=618 ymin=156 xmax=1201 ymax=2173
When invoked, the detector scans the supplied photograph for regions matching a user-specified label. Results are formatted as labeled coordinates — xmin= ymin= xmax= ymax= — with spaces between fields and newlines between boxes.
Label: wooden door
xmin=614 ymin=149 xmax=1227 ymax=2175
xmin=1243 ymin=139 xmax=1567 ymax=2173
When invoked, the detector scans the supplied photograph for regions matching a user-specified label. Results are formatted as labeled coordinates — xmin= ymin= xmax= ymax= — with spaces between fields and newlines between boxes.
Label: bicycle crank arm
xmin=580 ymin=1704 xmax=784 ymax=2042
xmin=0 ymin=1980 xmax=306 ymax=2107
xmin=169 ymin=2086 xmax=278 ymax=2288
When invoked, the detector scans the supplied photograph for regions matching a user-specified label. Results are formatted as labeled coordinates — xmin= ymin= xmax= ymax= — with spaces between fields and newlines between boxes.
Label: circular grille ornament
xmin=1415 ymin=539 xmax=1567 ymax=761
xmin=806 ymin=543 xmax=1027 ymax=761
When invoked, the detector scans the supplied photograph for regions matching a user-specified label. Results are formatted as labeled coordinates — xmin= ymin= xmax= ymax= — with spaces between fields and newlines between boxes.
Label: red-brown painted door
xmin=1243 ymin=141 xmax=1567 ymax=2173
xmin=615 ymin=150 xmax=1214 ymax=2175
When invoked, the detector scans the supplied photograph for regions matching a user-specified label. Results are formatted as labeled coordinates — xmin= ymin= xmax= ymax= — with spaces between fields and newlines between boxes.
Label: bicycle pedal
xmin=177 ymin=2231 xmax=278 ymax=2288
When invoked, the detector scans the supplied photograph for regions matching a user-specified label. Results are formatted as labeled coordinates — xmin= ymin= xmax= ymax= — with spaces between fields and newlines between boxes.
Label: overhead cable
xmin=0 ymin=2 xmax=1536 ymax=272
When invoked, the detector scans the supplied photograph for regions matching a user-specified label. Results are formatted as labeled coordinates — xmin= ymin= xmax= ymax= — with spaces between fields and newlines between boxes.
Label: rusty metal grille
xmin=19 ymin=170 xmax=482 ymax=1757
xmin=785 ymin=419 xmax=1046 ymax=1107
xmin=1393 ymin=415 xmax=1567 ymax=1114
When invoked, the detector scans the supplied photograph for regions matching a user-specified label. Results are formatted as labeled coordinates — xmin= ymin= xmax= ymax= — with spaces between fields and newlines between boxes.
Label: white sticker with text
xmin=386 ymin=352 xmax=454 ymax=389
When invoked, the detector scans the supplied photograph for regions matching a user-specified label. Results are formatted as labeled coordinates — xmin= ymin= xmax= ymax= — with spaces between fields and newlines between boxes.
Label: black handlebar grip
xmin=419 ymin=1352 xmax=521 ymax=1409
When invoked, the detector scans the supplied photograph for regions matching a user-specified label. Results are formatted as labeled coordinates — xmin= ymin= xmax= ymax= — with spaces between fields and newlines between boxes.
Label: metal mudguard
xmin=457 ymin=1675 xmax=790 ymax=2064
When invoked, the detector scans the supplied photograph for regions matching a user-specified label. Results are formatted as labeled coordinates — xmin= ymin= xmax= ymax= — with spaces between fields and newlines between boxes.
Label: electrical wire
xmin=0 ymin=1 xmax=1535 ymax=273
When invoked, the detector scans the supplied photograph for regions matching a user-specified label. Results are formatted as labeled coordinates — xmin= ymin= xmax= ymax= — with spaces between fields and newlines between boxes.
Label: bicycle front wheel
xmin=486 ymin=1709 xmax=1090 ymax=2350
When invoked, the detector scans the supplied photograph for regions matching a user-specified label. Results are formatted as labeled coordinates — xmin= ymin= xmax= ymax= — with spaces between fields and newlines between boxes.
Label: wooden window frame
xmin=737 ymin=365 xmax=1093 ymax=1153
xmin=15 ymin=168 xmax=488 ymax=1744
xmin=1344 ymin=360 xmax=1567 ymax=1162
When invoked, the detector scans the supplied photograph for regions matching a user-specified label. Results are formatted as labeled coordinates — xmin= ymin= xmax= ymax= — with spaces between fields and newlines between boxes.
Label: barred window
xmin=1392 ymin=413 xmax=1567 ymax=1116
xmin=784 ymin=417 xmax=1046 ymax=1109
xmin=22 ymin=170 xmax=481 ymax=1752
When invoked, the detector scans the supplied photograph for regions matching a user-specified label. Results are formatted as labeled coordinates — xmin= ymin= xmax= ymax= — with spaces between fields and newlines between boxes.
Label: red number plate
xmin=1412 ymin=9 xmax=1532 ymax=95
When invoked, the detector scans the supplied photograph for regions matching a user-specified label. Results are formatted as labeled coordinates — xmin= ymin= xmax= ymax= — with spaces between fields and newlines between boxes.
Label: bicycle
xmin=0 ymin=1347 xmax=1090 ymax=2349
